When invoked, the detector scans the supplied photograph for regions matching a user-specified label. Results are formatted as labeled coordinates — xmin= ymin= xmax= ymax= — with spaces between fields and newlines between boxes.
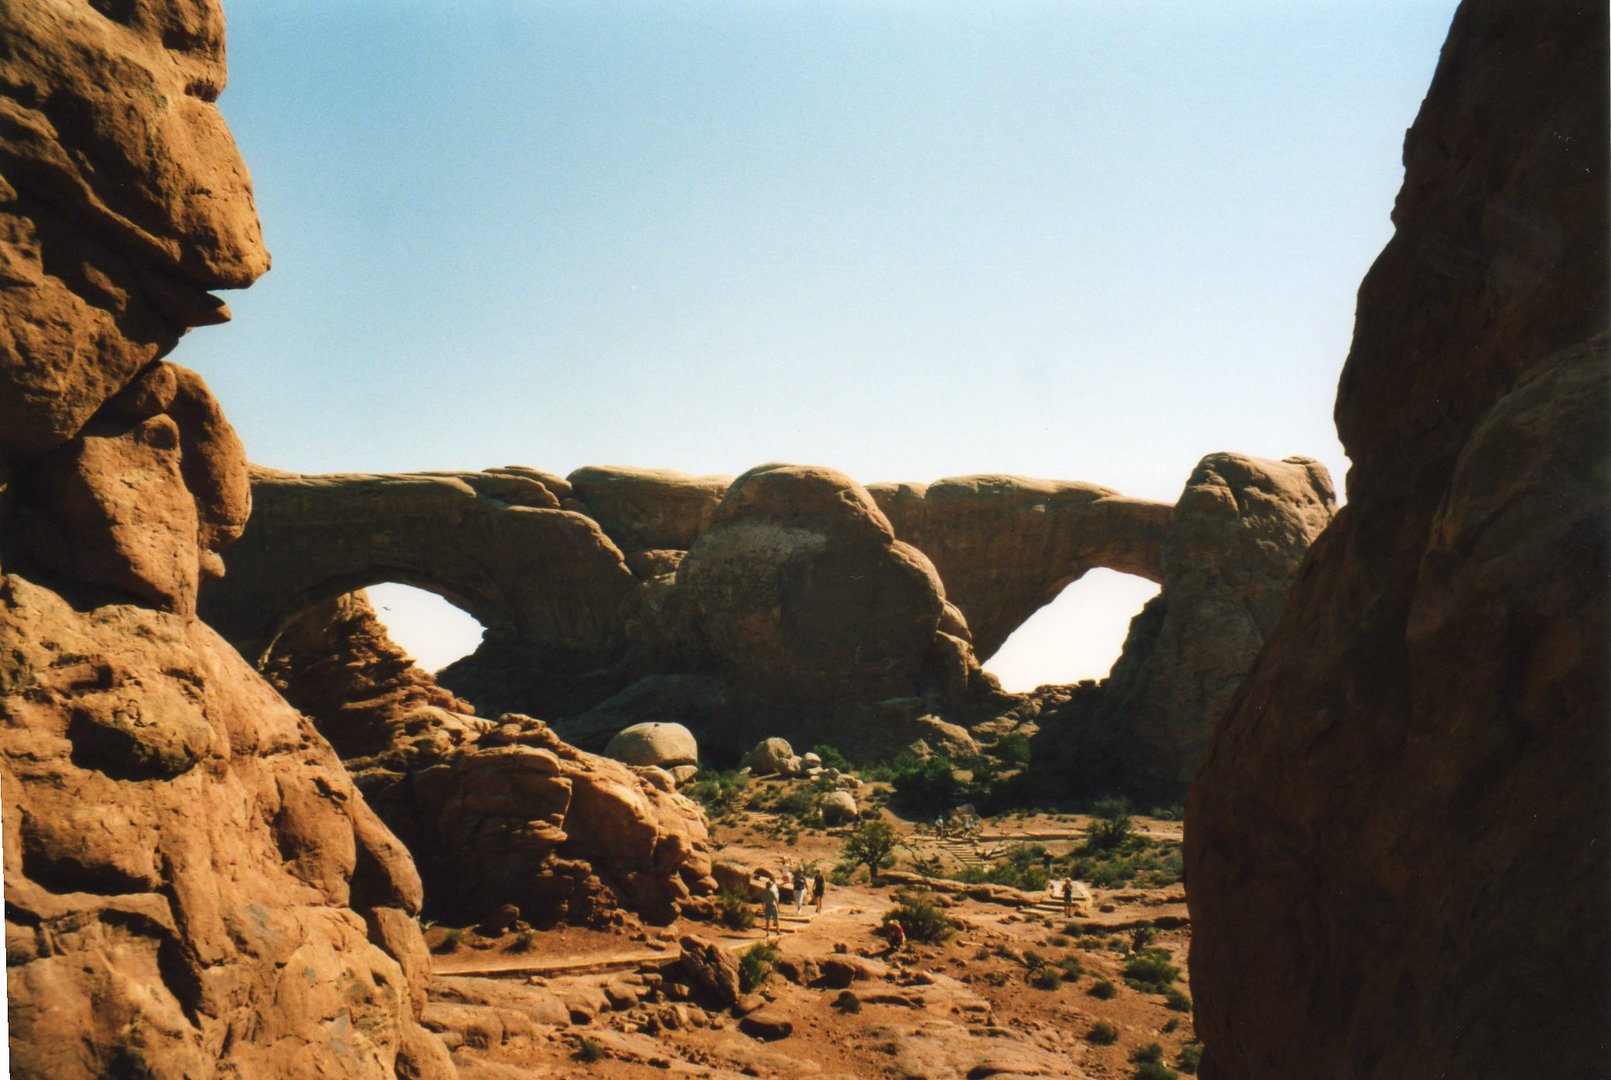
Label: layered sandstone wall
xmin=0 ymin=3 xmax=451 ymax=1076
xmin=1185 ymin=3 xmax=1610 ymax=1077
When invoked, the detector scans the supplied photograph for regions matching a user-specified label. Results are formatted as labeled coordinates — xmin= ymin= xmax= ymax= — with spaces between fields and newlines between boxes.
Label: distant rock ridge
xmin=205 ymin=454 xmax=1333 ymax=789
xmin=1185 ymin=3 xmax=1610 ymax=1077
xmin=0 ymin=2 xmax=451 ymax=1076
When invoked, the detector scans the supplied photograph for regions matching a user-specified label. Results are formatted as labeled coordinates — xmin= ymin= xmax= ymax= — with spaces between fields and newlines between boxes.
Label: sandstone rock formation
xmin=868 ymin=476 xmax=1172 ymax=660
xmin=0 ymin=2 xmax=450 ymax=1076
xmin=263 ymin=592 xmax=717 ymax=926
xmin=604 ymin=721 xmax=700 ymax=769
xmin=1186 ymin=4 xmax=1610 ymax=1078
xmin=1029 ymin=452 xmax=1335 ymax=799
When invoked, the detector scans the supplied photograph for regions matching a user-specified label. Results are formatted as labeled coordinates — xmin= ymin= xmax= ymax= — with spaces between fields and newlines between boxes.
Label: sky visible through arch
xmin=200 ymin=0 xmax=1457 ymax=688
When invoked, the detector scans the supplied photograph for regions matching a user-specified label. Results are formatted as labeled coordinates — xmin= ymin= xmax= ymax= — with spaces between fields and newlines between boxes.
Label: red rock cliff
xmin=1185 ymin=3 xmax=1609 ymax=1077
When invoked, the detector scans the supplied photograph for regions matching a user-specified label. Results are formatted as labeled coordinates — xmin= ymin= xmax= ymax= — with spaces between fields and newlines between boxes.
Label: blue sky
xmin=197 ymin=0 xmax=1457 ymax=686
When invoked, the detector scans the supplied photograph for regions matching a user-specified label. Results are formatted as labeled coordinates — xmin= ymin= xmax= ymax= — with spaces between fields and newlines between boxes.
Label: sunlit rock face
xmin=263 ymin=591 xmax=718 ymax=928
xmin=1186 ymin=3 xmax=1610 ymax=1078
xmin=0 ymin=2 xmax=451 ymax=1076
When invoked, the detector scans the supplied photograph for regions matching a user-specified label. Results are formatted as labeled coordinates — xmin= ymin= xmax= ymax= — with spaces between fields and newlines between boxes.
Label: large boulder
xmin=605 ymin=721 xmax=700 ymax=768
xmin=742 ymin=737 xmax=800 ymax=776
xmin=1186 ymin=4 xmax=1609 ymax=1078
xmin=0 ymin=2 xmax=449 ymax=1075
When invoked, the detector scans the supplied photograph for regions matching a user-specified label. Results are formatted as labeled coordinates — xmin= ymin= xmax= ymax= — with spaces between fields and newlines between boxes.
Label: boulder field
xmin=0 ymin=1 xmax=450 ymax=1076
xmin=1186 ymin=2 xmax=1610 ymax=1078
xmin=204 ymin=454 xmax=1334 ymax=790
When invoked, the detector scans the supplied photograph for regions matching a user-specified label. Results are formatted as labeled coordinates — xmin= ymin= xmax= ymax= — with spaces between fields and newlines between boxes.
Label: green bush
xmin=1131 ymin=1043 xmax=1164 ymax=1064
xmin=833 ymin=990 xmax=861 ymax=1013
xmin=718 ymin=889 xmax=755 ymax=932
xmin=574 ymin=1037 xmax=604 ymax=1063
xmin=1028 ymin=967 xmax=1062 ymax=990
xmin=1165 ymin=986 xmax=1193 ymax=1013
xmin=882 ymin=894 xmax=953 ymax=943
xmin=812 ymin=744 xmax=850 ymax=772
xmin=1161 ymin=1018 xmax=1180 ymax=1034
xmin=1020 ymin=948 xmax=1045 ymax=970
xmin=1177 ymin=1045 xmax=1202 ymax=1075
xmin=1087 ymin=1021 xmax=1119 ymax=1045
xmin=1123 ymin=950 xmax=1180 ymax=992
xmin=512 ymin=928 xmax=538 ymax=952
xmin=1129 ymin=927 xmax=1157 ymax=953
xmin=1088 ymin=978 xmax=1117 ymax=999
xmin=738 ymin=943 xmax=777 ymax=993
xmin=952 ymin=842 xmax=1049 ymax=891
xmin=1087 ymin=797 xmax=1133 ymax=850
xmin=842 ymin=820 xmax=899 ymax=884
xmin=686 ymin=768 xmax=749 ymax=815
xmin=1056 ymin=955 xmax=1084 ymax=980
xmin=890 ymin=754 xmax=958 ymax=813
xmin=995 ymin=732 xmax=1032 ymax=768
xmin=772 ymin=788 xmax=816 ymax=817
xmin=1133 ymin=1063 xmax=1177 ymax=1080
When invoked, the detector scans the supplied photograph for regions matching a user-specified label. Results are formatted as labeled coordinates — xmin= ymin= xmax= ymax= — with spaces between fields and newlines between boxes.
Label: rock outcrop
xmin=1029 ymin=453 xmax=1335 ymax=799
xmin=263 ymin=592 xmax=717 ymax=926
xmin=868 ymin=476 xmax=1172 ymax=660
xmin=1186 ymin=4 xmax=1610 ymax=1078
xmin=0 ymin=2 xmax=450 ymax=1076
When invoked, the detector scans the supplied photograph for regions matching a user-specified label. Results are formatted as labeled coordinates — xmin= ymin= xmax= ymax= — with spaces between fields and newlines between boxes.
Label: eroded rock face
xmin=1186 ymin=4 xmax=1610 ymax=1078
xmin=264 ymin=592 xmax=717 ymax=926
xmin=1030 ymin=453 xmax=1335 ymax=799
xmin=869 ymin=476 xmax=1172 ymax=661
xmin=0 ymin=2 xmax=449 ymax=1076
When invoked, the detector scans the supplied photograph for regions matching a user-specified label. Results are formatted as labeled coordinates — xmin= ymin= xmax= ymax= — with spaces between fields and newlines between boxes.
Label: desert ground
xmin=421 ymin=772 xmax=1197 ymax=1079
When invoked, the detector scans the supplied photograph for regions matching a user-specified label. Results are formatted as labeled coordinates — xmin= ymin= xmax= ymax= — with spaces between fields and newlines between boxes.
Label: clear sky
xmin=195 ymin=0 xmax=1458 ymax=686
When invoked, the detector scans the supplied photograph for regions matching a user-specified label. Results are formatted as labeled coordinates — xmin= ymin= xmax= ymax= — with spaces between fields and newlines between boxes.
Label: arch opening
xmin=366 ymin=582 xmax=487 ymax=675
xmin=983 ymin=568 xmax=1161 ymax=693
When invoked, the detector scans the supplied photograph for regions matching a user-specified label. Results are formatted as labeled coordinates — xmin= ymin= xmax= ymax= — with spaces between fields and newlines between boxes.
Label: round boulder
xmin=605 ymin=722 xmax=699 ymax=769
xmin=819 ymin=790 xmax=859 ymax=826
xmin=742 ymin=737 xmax=798 ymax=776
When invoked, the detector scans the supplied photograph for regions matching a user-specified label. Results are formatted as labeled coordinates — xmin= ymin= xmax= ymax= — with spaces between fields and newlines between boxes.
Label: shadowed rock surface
xmin=0 ymin=3 xmax=450 ymax=1076
xmin=1027 ymin=452 xmax=1335 ymax=800
xmin=1186 ymin=3 xmax=1610 ymax=1077
xmin=265 ymin=592 xmax=717 ymax=926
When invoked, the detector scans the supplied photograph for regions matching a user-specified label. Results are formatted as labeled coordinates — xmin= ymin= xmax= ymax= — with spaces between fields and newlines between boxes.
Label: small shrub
xmin=1020 ymin=948 xmax=1045 ymax=970
xmin=1087 ymin=797 xmax=1133 ymax=850
xmin=1177 ymin=1045 xmax=1202 ymax=1075
xmin=890 ymin=754 xmax=958 ymax=813
xmin=1050 ymin=934 xmax=1071 ymax=948
xmin=994 ymin=732 xmax=1032 ymax=768
xmin=829 ymin=863 xmax=856 ymax=886
xmin=686 ymin=768 xmax=749 ymax=815
xmin=833 ymin=990 xmax=861 ymax=1013
xmin=773 ymin=788 xmax=815 ymax=817
xmin=1088 ymin=978 xmax=1117 ymax=999
xmin=842 ymin=820 xmax=899 ymax=884
xmin=1056 ymin=954 xmax=1084 ymax=980
xmin=1133 ymin=1064 xmax=1178 ymax=1080
xmin=910 ymin=853 xmax=945 ymax=878
xmin=1165 ymin=986 xmax=1193 ymax=1013
xmin=512 ymin=928 xmax=539 ymax=952
xmin=718 ymin=889 xmax=755 ymax=932
xmin=1129 ymin=926 xmax=1157 ymax=953
xmin=574 ymin=1037 xmax=604 ymax=1064
xmin=1028 ymin=967 xmax=1062 ymax=990
xmin=1131 ymin=1043 xmax=1164 ymax=1064
xmin=738 ymin=943 xmax=777 ymax=993
xmin=1088 ymin=1021 xmax=1119 ymax=1045
xmin=882 ymin=894 xmax=953 ymax=943
xmin=813 ymin=744 xmax=850 ymax=772
xmin=1161 ymin=1018 xmax=1180 ymax=1034
xmin=1123 ymin=950 xmax=1180 ymax=992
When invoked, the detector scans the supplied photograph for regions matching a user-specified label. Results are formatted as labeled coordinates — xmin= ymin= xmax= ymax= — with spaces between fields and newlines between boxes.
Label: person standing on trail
xmin=1061 ymin=876 xmax=1076 ymax=919
xmin=812 ymin=868 xmax=827 ymax=914
xmin=1041 ymin=851 xmax=1054 ymax=884
xmin=762 ymin=877 xmax=781 ymax=937
xmin=794 ymin=863 xmax=808 ymax=916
